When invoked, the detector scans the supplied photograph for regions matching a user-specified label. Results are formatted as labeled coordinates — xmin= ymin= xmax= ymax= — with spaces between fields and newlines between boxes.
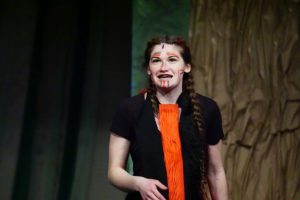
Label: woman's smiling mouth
xmin=158 ymin=74 xmax=173 ymax=79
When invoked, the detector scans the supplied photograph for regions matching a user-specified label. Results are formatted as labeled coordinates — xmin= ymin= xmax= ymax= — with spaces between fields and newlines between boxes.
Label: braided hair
xmin=143 ymin=35 xmax=208 ymax=197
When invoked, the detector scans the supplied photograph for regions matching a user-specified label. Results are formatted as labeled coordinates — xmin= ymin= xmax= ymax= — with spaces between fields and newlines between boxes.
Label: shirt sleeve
xmin=110 ymin=99 xmax=133 ymax=140
xmin=206 ymin=100 xmax=225 ymax=145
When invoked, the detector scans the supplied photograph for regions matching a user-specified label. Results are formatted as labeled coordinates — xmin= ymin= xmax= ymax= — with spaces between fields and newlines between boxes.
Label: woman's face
xmin=147 ymin=43 xmax=191 ymax=92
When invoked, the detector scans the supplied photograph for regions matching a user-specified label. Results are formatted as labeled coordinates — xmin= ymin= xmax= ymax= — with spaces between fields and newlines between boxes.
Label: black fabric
xmin=110 ymin=92 xmax=224 ymax=144
xmin=110 ymin=92 xmax=224 ymax=200
xmin=0 ymin=1 xmax=131 ymax=199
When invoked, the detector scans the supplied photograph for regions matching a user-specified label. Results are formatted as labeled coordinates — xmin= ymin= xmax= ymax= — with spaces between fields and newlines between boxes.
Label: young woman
xmin=108 ymin=36 xmax=228 ymax=200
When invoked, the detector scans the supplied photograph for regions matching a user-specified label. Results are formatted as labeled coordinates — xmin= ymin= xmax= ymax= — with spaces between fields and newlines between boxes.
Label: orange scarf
xmin=158 ymin=104 xmax=185 ymax=200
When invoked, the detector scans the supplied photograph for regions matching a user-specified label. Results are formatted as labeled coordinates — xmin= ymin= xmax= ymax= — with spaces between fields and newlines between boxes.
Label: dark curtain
xmin=0 ymin=0 xmax=131 ymax=200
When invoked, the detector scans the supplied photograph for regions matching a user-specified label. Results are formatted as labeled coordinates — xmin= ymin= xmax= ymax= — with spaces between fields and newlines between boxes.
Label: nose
xmin=160 ymin=60 xmax=167 ymax=71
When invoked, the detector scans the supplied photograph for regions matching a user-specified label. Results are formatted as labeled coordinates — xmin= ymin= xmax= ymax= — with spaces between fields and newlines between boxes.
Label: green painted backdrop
xmin=132 ymin=0 xmax=190 ymax=95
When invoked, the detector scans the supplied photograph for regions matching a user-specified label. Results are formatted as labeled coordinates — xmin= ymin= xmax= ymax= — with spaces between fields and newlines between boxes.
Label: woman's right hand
xmin=135 ymin=176 xmax=167 ymax=200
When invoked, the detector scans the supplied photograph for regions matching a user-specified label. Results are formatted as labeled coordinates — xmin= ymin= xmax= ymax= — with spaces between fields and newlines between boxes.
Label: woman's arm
xmin=207 ymin=141 xmax=228 ymax=200
xmin=108 ymin=133 xmax=167 ymax=200
xmin=108 ymin=133 xmax=136 ymax=191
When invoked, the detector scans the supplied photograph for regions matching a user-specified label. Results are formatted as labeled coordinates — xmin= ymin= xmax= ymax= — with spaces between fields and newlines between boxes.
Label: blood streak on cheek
xmin=161 ymin=80 xmax=169 ymax=88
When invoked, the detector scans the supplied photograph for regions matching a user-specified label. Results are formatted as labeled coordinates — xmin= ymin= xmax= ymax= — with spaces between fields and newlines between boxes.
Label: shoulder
xmin=195 ymin=93 xmax=219 ymax=111
xmin=116 ymin=93 xmax=145 ymax=121
xmin=110 ymin=93 xmax=145 ymax=139
xmin=195 ymin=93 xmax=222 ymax=125
xmin=118 ymin=93 xmax=144 ymax=108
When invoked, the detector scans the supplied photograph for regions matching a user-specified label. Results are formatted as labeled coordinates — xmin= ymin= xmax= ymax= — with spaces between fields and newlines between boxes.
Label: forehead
xmin=150 ymin=44 xmax=182 ymax=56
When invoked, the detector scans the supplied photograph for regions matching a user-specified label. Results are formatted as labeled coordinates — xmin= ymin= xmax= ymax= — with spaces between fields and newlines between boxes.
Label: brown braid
xmin=143 ymin=35 xmax=209 ymax=197
xmin=183 ymin=73 xmax=205 ymax=134
xmin=183 ymin=72 xmax=209 ymax=198
xmin=147 ymin=78 xmax=158 ymax=115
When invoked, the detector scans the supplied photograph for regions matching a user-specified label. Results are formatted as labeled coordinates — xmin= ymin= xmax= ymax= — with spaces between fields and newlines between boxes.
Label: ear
xmin=184 ymin=64 xmax=191 ymax=73
xmin=147 ymin=67 xmax=151 ymax=75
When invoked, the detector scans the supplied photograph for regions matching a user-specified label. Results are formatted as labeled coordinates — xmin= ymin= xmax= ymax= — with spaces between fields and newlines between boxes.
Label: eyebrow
xmin=151 ymin=53 xmax=161 ymax=58
xmin=166 ymin=52 xmax=179 ymax=57
xmin=151 ymin=52 xmax=179 ymax=57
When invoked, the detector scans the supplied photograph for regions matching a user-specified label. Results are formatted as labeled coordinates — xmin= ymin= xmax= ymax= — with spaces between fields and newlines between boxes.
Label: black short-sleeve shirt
xmin=110 ymin=92 xmax=224 ymax=200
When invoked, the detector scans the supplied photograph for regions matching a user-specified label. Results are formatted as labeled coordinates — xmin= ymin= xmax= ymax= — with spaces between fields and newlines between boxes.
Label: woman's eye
xmin=168 ymin=57 xmax=178 ymax=62
xmin=151 ymin=58 xmax=161 ymax=63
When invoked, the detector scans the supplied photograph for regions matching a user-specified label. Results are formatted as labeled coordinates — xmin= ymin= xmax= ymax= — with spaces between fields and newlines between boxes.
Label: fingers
xmin=144 ymin=189 xmax=166 ymax=200
xmin=151 ymin=180 xmax=167 ymax=200
xmin=138 ymin=177 xmax=167 ymax=200
xmin=146 ymin=192 xmax=160 ymax=200
xmin=154 ymin=180 xmax=168 ymax=190
xmin=152 ymin=188 xmax=166 ymax=200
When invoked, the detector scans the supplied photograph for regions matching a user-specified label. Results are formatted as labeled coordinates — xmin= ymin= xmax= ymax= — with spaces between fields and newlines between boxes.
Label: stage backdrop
xmin=189 ymin=0 xmax=300 ymax=199
xmin=132 ymin=0 xmax=300 ymax=200
xmin=132 ymin=0 xmax=190 ymax=95
xmin=0 ymin=0 xmax=299 ymax=200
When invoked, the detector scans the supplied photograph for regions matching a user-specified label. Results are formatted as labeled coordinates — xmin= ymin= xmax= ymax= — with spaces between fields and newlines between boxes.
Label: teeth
xmin=158 ymin=74 xmax=172 ymax=78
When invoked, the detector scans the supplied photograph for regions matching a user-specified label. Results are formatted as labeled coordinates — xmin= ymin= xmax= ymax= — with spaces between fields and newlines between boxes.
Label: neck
xmin=156 ymin=85 xmax=182 ymax=104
